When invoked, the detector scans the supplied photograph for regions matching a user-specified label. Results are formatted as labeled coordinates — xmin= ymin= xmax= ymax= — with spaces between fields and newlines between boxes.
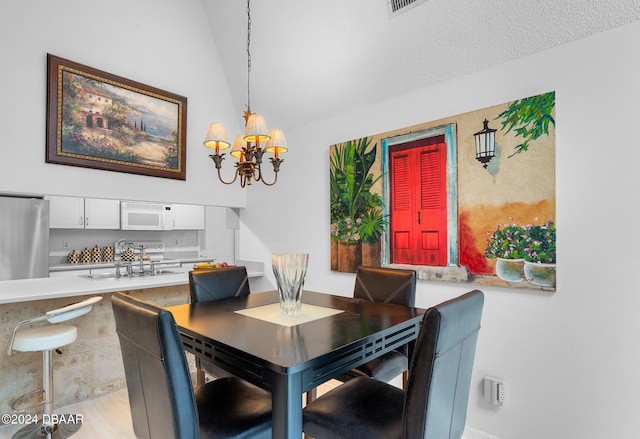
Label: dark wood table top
xmin=169 ymin=290 xmax=425 ymax=374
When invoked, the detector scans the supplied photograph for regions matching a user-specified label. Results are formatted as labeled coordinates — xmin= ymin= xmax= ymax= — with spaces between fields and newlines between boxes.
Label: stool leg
xmin=42 ymin=350 xmax=54 ymax=437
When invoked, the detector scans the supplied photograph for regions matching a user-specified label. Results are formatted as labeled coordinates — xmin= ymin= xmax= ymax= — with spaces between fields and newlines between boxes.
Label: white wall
xmin=240 ymin=21 xmax=640 ymax=439
xmin=0 ymin=0 xmax=246 ymax=207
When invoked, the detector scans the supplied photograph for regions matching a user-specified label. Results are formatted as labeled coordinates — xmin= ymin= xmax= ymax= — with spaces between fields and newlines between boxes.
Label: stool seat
xmin=12 ymin=325 xmax=77 ymax=353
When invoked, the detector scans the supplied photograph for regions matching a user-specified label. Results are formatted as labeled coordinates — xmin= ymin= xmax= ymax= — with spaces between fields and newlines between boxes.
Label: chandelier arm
xmin=218 ymin=166 xmax=241 ymax=185
xmin=259 ymin=171 xmax=278 ymax=186
xmin=258 ymin=158 xmax=282 ymax=186
xmin=210 ymin=155 xmax=240 ymax=185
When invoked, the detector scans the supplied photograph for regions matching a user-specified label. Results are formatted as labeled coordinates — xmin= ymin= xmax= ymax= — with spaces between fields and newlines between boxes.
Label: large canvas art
xmin=330 ymin=92 xmax=556 ymax=291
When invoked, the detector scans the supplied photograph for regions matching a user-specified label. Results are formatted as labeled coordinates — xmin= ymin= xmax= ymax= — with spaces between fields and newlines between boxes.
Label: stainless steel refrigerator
xmin=0 ymin=195 xmax=50 ymax=280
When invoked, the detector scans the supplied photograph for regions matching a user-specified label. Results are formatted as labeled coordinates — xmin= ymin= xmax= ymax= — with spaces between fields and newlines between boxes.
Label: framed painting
xmin=46 ymin=54 xmax=187 ymax=180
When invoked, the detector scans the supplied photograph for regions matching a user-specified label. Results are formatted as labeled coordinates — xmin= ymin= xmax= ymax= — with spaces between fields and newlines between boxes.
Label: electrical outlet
xmin=484 ymin=376 xmax=505 ymax=406
xmin=63 ymin=240 xmax=70 ymax=249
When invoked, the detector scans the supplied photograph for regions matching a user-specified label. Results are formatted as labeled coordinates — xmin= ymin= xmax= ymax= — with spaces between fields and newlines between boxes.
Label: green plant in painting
xmin=330 ymin=137 xmax=385 ymax=245
xmin=484 ymin=223 xmax=527 ymax=259
xmin=523 ymin=220 xmax=556 ymax=264
xmin=358 ymin=204 xmax=387 ymax=244
xmin=495 ymin=91 xmax=555 ymax=157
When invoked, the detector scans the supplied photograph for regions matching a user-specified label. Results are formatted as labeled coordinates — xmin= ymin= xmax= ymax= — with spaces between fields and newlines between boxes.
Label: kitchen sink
xmin=79 ymin=273 xmax=119 ymax=280
xmin=79 ymin=269 xmax=183 ymax=280
xmin=153 ymin=269 xmax=182 ymax=275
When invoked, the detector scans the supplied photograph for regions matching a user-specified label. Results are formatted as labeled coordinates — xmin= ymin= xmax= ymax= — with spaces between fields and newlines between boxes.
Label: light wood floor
xmin=0 ymin=381 xmax=340 ymax=439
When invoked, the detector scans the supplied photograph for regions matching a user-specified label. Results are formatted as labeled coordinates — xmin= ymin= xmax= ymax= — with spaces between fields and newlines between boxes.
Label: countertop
xmin=0 ymin=271 xmax=190 ymax=304
xmin=0 ymin=259 xmax=264 ymax=305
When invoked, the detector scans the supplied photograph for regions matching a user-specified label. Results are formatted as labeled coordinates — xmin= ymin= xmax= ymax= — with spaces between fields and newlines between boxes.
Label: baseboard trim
xmin=463 ymin=426 xmax=500 ymax=439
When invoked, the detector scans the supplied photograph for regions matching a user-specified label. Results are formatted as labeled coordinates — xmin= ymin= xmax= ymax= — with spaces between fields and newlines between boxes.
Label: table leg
xmin=270 ymin=371 xmax=303 ymax=439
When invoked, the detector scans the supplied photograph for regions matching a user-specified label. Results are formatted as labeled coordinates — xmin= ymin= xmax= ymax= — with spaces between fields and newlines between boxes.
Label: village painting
xmin=46 ymin=54 xmax=187 ymax=179
xmin=330 ymin=92 xmax=556 ymax=292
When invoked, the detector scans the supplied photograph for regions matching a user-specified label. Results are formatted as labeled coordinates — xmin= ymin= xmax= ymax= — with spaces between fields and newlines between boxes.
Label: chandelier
xmin=203 ymin=0 xmax=287 ymax=187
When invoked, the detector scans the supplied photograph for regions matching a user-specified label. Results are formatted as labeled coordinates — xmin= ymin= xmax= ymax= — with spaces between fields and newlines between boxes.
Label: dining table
xmin=168 ymin=290 xmax=426 ymax=439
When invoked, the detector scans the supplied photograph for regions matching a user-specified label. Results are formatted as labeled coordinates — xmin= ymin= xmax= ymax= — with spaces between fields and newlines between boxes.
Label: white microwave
xmin=120 ymin=201 xmax=173 ymax=230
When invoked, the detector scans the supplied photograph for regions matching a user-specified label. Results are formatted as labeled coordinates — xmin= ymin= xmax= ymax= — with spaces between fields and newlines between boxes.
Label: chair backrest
xmin=404 ymin=290 xmax=484 ymax=439
xmin=189 ymin=266 xmax=250 ymax=304
xmin=353 ymin=266 xmax=416 ymax=306
xmin=111 ymin=293 xmax=199 ymax=439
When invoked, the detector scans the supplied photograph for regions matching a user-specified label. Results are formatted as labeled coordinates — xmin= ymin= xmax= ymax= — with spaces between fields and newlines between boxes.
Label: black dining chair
xmin=189 ymin=266 xmax=250 ymax=384
xmin=341 ymin=266 xmax=417 ymax=385
xmin=303 ymin=290 xmax=484 ymax=439
xmin=189 ymin=266 xmax=250 ymax=303
xmin=111 ymin=292 xmax=272 ymax=439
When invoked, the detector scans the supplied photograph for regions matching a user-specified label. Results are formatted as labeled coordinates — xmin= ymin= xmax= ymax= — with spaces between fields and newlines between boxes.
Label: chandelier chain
xmin=246 ymin=0 xmax=252 ymax=112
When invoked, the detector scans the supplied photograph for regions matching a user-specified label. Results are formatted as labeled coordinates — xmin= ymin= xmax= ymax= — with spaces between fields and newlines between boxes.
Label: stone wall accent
xmin=0 ymin=284 xmax=190 ymax=415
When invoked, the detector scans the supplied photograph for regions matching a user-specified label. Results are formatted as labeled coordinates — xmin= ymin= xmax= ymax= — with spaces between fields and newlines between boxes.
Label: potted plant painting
xmin=523 ymin=220 xmax=556 ymax=288
xmin=330 ymin=137 xmax=381 ymax=272
xmin=484 ymin=223 xmax=527 ymax=282
xmin=358 ymin=203 xmax=387 ymax=267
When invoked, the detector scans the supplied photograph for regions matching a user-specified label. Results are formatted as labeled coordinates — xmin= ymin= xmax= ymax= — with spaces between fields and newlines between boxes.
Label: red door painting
xmin=390 ymin=136 xmax=447 ymax=266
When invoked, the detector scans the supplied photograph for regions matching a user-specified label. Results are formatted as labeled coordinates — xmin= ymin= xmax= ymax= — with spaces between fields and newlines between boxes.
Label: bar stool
xmin=7 ymin=296 xmax=102 ymax=439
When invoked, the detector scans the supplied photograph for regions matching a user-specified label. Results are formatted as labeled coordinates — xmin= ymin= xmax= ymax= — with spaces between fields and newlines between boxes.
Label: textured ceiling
xmin=204 ymin=0 xmax=640 ymax=131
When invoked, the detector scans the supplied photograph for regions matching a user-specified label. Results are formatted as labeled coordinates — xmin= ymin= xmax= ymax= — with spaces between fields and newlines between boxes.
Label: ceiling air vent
xmin=387 ymin=0 xmax=429 ymax=17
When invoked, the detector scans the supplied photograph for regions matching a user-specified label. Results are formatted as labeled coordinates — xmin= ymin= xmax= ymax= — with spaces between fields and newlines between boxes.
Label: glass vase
xmin=272 ymin=253 xmax=309 ymax=315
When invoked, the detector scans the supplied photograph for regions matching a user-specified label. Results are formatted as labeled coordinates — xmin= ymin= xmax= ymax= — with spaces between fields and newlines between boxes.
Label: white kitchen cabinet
xmin=171 ymin=203 xmax=205 ymax=230
xmin=46 ymin=196 xmax=120 ymax=229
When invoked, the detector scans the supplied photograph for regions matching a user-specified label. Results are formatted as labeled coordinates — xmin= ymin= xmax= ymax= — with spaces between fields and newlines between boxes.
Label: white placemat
xmin=235 ymin=303 xmax=344 ymax=327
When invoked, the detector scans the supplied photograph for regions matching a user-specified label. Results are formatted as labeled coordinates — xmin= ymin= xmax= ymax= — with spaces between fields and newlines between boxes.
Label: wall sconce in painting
xmin=474 ymin=119 xmax=497 ymax=168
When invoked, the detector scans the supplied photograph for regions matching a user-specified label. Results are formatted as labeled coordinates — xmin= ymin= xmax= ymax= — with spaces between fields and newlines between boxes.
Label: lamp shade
xmin=244 ymin=113 xmax=271 ymax=144
xmin=230 ymin=135 xmax=245 ymax=159
xmin=265 ymin=128 xmax=288 ymax=155
xmin=203 ymin=122 xmax=231 ymax=150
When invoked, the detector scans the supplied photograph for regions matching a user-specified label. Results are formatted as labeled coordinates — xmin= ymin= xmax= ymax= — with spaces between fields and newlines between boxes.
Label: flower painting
xmin=329 ymin=91 xmax=556 ymax=291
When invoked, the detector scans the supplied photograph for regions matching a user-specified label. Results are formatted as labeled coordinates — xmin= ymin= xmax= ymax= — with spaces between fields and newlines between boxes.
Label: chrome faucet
xmin=137 ymin=245 xmax=145 ymax=276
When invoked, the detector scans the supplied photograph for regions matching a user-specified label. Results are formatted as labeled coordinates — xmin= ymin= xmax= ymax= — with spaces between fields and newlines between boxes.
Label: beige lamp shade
xmin=243 ymin=113 xmax=271 ymax=144
xmin=265 ymin=128 xmax=288 ymax=155
xmin=203 ymin=122 xmax=231 ymax=150
xmin=230 ymin=135 xmax=245 ymax=159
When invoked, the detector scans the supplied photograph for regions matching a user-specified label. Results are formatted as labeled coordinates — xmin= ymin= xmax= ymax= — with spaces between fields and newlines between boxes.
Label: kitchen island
xmin=0 ymin=259 xmax=264 ymax=304
xmin=0 ymin=260 xmax=264 ymax=416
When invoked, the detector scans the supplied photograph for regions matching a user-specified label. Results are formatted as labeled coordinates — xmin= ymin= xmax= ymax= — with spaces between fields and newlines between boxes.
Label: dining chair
xmin=111 ymin=292 xmax=272 ymax=439
xmin=303 ymin=290 xmax=484 ymax=439
xmin=189 ymin=266 xmax=250 ymax=303
xmin=189 ymin=266 xmax=250 ymax=384
xmin=341 ymin=266 xmax=417 ymax=386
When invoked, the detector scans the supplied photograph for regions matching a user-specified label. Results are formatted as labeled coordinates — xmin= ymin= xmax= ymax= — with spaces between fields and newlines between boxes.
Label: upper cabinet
xmin=46 ymin=196 xmax=120 ymax=229
xmin=45 ymin=196 xmax=204 ymax=230
xmin=171 ymin=203 xmax=205 ymax=230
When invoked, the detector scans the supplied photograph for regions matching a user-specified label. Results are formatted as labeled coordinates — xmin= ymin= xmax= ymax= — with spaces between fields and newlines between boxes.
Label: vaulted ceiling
xmin=204 ymin=0 xmax=640 ymax=131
